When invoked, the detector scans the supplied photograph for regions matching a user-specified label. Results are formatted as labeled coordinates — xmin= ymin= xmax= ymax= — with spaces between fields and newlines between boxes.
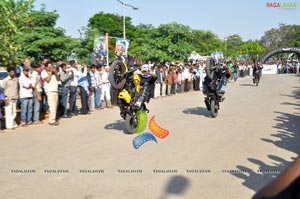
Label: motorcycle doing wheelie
xmin=108 ymin=60 xmax=150 ymax=134
xmin=253 ymin=70 xmax=260 ymax=86
xmin=252 ymin=59 xmax=262 ymax=86
xmin=203 ymin=57 xmax=229 ymax=118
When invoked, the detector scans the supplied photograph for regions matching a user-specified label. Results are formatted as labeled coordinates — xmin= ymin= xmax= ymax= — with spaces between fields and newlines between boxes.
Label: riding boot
xmin=204 ymin=98 xmax=210 ymax=111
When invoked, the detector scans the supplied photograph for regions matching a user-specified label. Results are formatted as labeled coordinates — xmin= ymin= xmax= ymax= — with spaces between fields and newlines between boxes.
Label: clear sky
xmin=34 ymin=0 xmax=300 ymax=41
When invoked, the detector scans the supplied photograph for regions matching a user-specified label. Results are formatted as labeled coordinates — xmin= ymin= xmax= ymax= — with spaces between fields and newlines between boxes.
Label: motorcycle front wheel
xmin=254 ymin=77 xmax=259 ymax=86
xmin=210 ymin=99 xmax=218 ymax=118
xmin=125 ymin=110 xmax=148 ymax=134
xmin=108 ymin=60 xmax=127 ymax=90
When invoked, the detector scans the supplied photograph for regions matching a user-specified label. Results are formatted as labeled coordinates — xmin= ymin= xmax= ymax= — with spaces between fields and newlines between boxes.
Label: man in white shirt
xmin=19 ymin=66 xmax=33 ymax=126
xmin=183 ymin=64 xmax=190 ymax=92
xmin=101 ymin=66 xmax=112 ymax=108
xmin=69 ymin=60 xmax=87 ymax=116
xmin=41 ymin=62 xmax=60 ymax=126
xmin=1 ymin=67 xmax=19 ymax=129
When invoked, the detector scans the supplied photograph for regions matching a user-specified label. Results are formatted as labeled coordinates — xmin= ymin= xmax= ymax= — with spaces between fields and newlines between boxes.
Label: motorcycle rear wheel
xmin=125 ymin=110 xmax=148 ymax=134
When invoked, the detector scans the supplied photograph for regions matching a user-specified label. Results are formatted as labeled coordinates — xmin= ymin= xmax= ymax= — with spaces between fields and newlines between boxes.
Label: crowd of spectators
xmin=0 ymin=57 xmax=113 ymax=131
xmin=0 ymin=57 xmax=297 ymax=132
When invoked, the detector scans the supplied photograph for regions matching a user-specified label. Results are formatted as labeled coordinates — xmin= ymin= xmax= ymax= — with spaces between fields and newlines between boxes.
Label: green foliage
xmin=192 ymin=30 xmax=222 ymax=56
xmin=260 ymin=24 xmax=300 ymax=50
xmin=16 ymin=9 xmax=78 ymax=62
xmin=1 ymin=5 xmax=299 ymax=65
xmin=224 ymin=34 xmax=243 ymax=60
xmin=88 ymin=11 xmax=126 ymax=38
xmin=240 ymin=40 xmax=265 ymax=60
xmin=129 ymin=22 xmax=195 ymax=62
xmin=0 ymin=0 xmax=34 ymax=65
xmin=291 ymin=25 xmax=300 ymax=47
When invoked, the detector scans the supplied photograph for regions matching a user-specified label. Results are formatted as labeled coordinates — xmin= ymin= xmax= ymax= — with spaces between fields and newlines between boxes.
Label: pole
xmin=106 ymin=32 xmax=109 ymax=66
xmin=224 ymin=39 xmax=227 ymax=60
xmin=116 ymin=0 xmax=138 ymax=39
xmin=123 ymin=3 xmax=126 ymax=39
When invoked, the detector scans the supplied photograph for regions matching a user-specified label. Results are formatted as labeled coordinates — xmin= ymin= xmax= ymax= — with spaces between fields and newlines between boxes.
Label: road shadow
xmin=262 ymin=111 xmax=300 ymax=154
xmin=280 ymin=87 xmax=300 ymax=100
xmin=182 ymin=107 xmax=210 ymax=117
xmin=280 ymin=102 xmax=300 ymax=106
xmin=104 ymin=119 xmax=128 ymax=134
xmin=158 ymin=175 xmax=190 ymax=199
xmin=231 ymin=155 xmax=293 ymax=192
xmin=231 ymin=86 xmax=300 ymax=193
xmin=239 ymin=83 xmax=256 ymax=87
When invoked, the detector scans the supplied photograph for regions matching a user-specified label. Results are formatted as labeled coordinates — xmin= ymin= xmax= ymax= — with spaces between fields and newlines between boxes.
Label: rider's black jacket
xmin=138 ymin=73 xmax=157 ymax=103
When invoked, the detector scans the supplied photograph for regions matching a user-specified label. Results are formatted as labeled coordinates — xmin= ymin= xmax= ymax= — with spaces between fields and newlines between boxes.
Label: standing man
xmin=59 ymin=63 xmax=73 ymax=118
xmin=233 ymin=61 xmax=239 ymax=83
xmin=101 ymin=66 xmax=112 ymax=108
xmin=78 ymin=64 xmax=90 ymax=114
xmin=161 ymin=65 xmax=168 ymax=96
xmin=89 ymin=64 xmax=102 ymax=110
xmin=40 ymin=57 xmax=49 ymax=114
xmin=31 ymin=63 xmax=43 ymax=124
xmin=1 ymin=67 xmax=19 ymax=130
xmin=69 ymin=60 xmax=87 ymax=116
xmin=88 ymin=65 xmax=96 ymax=111
xmin=41 ymin=61 xmax=60 ymax=126
xmin=183 ymin=64 xmax=190 ymax=92
xmin=193 ymin=63 xmax=201 ymax=91
xmin=18 ymin=66 xmax=33 ymax=126
xmin=199 ymin=62 xmax=205 ymax=90
xmin=154 ymin=64 xmax=161 ymax=98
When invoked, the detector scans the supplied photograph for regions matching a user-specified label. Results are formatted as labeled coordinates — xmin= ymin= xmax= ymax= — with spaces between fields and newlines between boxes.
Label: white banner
xmin=262 ymin=64 xmax=277 ymax=74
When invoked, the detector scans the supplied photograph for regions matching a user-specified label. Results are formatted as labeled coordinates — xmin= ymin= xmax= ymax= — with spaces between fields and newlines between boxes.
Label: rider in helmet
xmin=134 ymin=64 xmax=157 ymax=109
xmin=252 ymin=60 xmax=263 ymax=83
xmin=202 ymin=60 xmax=231 ymax=96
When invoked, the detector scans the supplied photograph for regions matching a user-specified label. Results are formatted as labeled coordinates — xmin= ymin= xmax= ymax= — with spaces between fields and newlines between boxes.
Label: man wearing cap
xmin=18 ymin=66 xmax=33 ymax=126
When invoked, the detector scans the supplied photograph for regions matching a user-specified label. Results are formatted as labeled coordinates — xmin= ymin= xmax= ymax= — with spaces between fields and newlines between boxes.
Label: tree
xmin=129 ymin=22 xmax=195 ymax=62
xmin=191 ymin=30 xmax=222 ymax=56
xmin=290 ymin=25 xmax=300 ymax=47
xmin=0 ymin=0 xmax=34 ymax=65
xmin=224 ymin=34 xmax=243 ymax=60
xmin=240 ymin=40 xmax=265 ymax=60
xmin=88 ymin=11 xmax=136 ymax=39
xmin=260 ymin=24 xmax=300 ymax=51
xmin=16 ymin=9 xmax=78 ymax=62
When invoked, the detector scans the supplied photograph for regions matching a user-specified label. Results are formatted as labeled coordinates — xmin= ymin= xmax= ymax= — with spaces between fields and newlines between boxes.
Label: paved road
xmin=0 ymin=74 xmax=299 ymax=199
